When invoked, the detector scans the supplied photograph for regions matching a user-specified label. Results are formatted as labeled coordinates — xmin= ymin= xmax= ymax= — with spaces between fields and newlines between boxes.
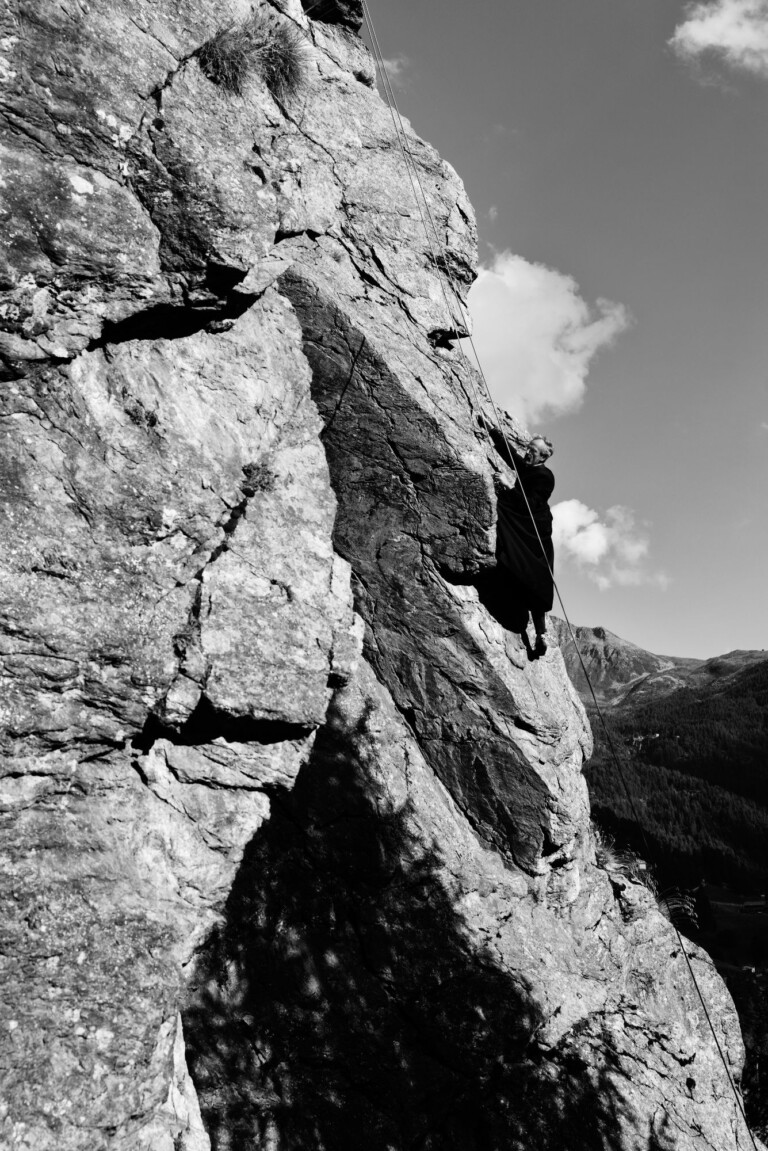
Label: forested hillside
xmin=587 ymin=660 xmax=768 ymax=890
xmin=580 ymin=647 xmax=768 ymax=1139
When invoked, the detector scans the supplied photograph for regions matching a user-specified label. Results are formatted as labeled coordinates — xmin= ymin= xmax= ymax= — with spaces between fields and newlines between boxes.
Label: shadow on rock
xmin=183 ymin=696 xmax=673 ymax=1151
xmin=474 ymin=568 xmax=542 ymax=662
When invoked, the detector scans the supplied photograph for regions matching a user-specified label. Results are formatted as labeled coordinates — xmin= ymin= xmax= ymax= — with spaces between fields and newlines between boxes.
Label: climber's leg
xmin=532 ymin=610 xmax=548 ymax=655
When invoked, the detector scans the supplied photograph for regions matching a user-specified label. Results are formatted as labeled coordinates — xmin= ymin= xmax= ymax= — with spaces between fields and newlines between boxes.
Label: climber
xmin=483 ymin=417 xmax=555 ymax=657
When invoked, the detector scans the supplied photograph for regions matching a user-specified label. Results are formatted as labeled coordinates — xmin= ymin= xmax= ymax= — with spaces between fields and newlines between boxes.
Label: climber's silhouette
xmin=482 ymin=417 xmax=555 ymax=658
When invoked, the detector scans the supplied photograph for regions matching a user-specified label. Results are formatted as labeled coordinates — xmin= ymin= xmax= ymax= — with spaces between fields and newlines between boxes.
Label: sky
xmin=362 ymin=0 xmax=768 ymax=658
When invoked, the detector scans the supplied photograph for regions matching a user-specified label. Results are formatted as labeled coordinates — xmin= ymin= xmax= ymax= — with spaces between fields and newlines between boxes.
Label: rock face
xmin=0 ymin=2 xmax=762 ymax=1149
xmin=301 ymin=0 xmax=363 ymax=30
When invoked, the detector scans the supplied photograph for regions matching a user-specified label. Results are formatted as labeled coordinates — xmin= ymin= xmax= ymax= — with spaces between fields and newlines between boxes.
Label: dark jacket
xmin=489 ymin=429 xmax=555 ymax=614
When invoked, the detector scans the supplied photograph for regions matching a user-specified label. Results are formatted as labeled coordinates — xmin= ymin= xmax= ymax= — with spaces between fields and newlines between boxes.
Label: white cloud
xmin=671 ymin=0 xmax=768 ymax=77
xmin=466 ymin=251 xmax=630 ymax=422
xmin=379 ymin=55 xmax=409 ymax=85
xmin=488 ymin=205 xmax=498 ymax=222
xmin=552 ymin=500 xmax=669 ymax=591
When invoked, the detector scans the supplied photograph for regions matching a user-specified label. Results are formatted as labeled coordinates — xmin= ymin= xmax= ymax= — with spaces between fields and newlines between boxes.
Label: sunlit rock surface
xmin=0 ymin=1 xmax=761 ymax=1148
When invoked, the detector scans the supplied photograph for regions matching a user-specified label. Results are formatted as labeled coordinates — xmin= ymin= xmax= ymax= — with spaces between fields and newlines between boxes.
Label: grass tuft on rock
xmin=594 ymin=826 xmax=639 ymax=879
xmin=197 ymin=9 xmax=307 ymax=101
xmin=594 ymin=825 xmax=699 ymax=933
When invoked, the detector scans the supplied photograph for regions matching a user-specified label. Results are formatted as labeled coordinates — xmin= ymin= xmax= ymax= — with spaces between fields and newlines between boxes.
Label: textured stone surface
xmin=0 ymin=290 xmax=351 ymax=747
xmin=186 ymin=663 xmax=753 ymax=1151
xmin=0 ymin=1 xmax=763 ymax=1149
xmin=301 ymin=0 xmax=363 ymax=30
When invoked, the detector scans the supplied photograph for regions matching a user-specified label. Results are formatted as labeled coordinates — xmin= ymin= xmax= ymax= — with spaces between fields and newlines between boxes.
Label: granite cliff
xmin=0 ymin=1 xmax=761 ymax=1147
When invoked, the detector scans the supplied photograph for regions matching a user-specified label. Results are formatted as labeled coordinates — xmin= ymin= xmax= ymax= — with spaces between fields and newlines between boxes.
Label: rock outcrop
xmin=0 ymin=1 xmax=761 ymax=1148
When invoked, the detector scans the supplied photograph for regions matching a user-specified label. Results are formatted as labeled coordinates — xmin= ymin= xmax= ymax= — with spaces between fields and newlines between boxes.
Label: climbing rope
xmin=361 ymin=4 xmax=759 ymax=1147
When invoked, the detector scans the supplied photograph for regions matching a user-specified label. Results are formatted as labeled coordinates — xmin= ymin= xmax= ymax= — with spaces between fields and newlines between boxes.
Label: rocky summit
xmin=0 ymin=1 xmax=762 ymax=1148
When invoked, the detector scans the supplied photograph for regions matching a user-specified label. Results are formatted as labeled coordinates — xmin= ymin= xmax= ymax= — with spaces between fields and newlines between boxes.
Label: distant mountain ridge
xmin=550 ymin=618 xmax=768 ymax=707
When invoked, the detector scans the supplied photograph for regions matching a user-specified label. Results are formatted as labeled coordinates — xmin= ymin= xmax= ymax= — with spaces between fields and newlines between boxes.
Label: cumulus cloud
xmin=671 ymin=0 xmax=768 ymax=77
xmin=466 ymin=252 xmax=630 ymax=422
xmin=482 ymin=123 xmax=508 ymax=143
xmin=379 ymin=55 xmax=409 ymax=84
xmin=552 ymin=500 xmax=669 ymax=591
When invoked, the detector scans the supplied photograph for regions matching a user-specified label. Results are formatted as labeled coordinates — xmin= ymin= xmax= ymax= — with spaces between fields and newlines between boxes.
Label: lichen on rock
xmin=0 ymin=1 xmax=763 ymax=1149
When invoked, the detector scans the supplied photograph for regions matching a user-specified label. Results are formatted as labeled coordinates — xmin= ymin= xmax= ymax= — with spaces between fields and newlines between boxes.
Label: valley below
xmin=553 ymin=619 xmax=768 ymax=1137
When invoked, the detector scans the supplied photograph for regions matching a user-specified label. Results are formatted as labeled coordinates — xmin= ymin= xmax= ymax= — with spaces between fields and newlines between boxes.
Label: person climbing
xmin=482 ymin=416 xmax=555 ymax=657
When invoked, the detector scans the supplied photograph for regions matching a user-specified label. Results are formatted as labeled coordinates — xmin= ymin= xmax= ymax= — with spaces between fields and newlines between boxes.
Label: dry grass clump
xmin=594 ymin=826 xmax=641 ymax=880
xmin=197 ymin=8 xmax=307 ymax=101
xmin=656 ymin=888 xmax=699 ymax=932
xmin=593 ymin=825 xmax=698 ymax=932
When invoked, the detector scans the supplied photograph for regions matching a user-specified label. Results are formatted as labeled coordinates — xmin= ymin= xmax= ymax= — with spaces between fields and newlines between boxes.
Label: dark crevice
xmin=399 ymin=705 xmax=420 ymax=735
xmin=353 ymin=67 xmax=375 ymax=88
xmin=78 ymin=743 xmax=127 ymax=763
xmin=195 ymin=494 xmax=252 ymax=575
xmin=539 ymin=823 xmax=572 ymax=870
xmin=427 ymin=328 xmax=460 ymax=350
xmin=274 ymin=226 xmax=322 ymax=244
xmin=512 ymin=715 xmax=540 ymax=736
xmin=206 ymin=262 xmax=250 ymax=295
xmin=191 ymin=462 xmax=275 ymax=579
xmin=434 ymin=561 xmax=486 ymax=588
xmin=132 ymin=696 xmax=314 ymax=752
xmin=87 ymin=279 xmax=256 ymax=350
xmin=87 ymin=303 xmax=225 ymax=347
xmin=147 ymin=53 xmax=193 ymax=104
xmin=540 ymin=827 xmax=559 ymax=858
